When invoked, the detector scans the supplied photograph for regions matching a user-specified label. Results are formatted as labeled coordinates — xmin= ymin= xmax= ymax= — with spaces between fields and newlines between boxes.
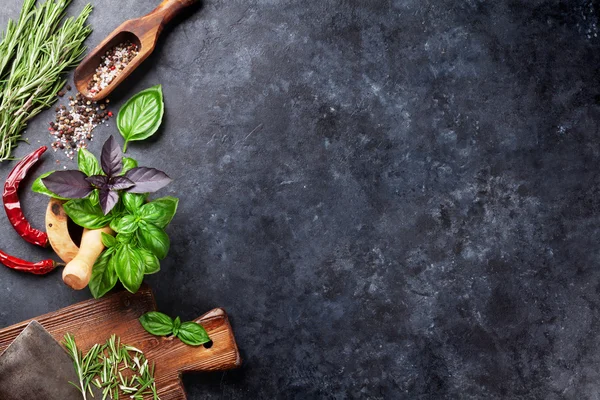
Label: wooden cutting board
xmin=0 ymin=285 xmax=241 ymax=400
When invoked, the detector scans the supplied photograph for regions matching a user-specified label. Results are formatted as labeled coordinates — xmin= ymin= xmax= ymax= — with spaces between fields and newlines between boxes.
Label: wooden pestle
xmin=62 ymin=227 xmax=113 ymax=290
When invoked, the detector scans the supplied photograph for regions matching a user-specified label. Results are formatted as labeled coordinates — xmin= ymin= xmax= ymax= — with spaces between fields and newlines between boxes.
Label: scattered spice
xmin=3 ymin=146 xmax=49 ymax=247
xmin=49 ymin=88 xmax=112 ymax=159
xmin=87 ymin=41 xmax=139 ymax=95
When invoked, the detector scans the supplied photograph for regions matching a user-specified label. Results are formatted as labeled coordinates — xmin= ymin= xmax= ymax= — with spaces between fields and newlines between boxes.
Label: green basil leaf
xmin=64 ymin=198 xmax=112 ymax=230
xmin=89 ymin=248 xmax=117 ymax=299
xmin=89 ymin=189 xmax=100 ymax=206
xmin=121 ymin=157 xmax=138 ymax=175
xmin=116 ymin=232 xmax=134 ymax=244
xmin=123 ymin=192 xmax=146 ymax=214
xmin=109 ymin=216 xmax=120 ymax=232
xmin=139 ymin=312 xmax=174 ymax=336
xmin=32 ymin=171 xmax=70 ymax=200
xmin=101 ymin=232 xmax=116 ymax=248
xmin=114 ymin=214 xmax=139 ymax=234
xmin=115 ymin=244 xmax=144 ymax=293
xmin=177 ymin=322 xmax=211 ymax=346
xmin=117 ymin=85 xmax=164 ymax=151
xmin=78 ymin=148 xmax=102 ymax=176
xmin=109 ymin=203 xmax=128 ymax=230
xmin=111 ymin=198 xmax=125 ymax=215
xmin=172 ymin=317 xmax=181 ymax=336
xmin=139 ymin=247 xmax=160 ymax=275
xmin=139 ymin=196 xmax=179 ymax=228
xmin=137 ymin=222 xmax=170 ymax=259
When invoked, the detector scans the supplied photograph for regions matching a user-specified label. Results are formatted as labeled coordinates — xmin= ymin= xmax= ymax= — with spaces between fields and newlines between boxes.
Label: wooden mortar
xmin=45 ymin=198 xmax=112 ymax=290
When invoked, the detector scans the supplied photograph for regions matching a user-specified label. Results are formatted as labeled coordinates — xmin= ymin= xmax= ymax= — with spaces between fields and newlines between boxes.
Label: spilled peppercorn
xmin=87 ymin=41 xmax=139 ymax=96
xmin=49 ymin=90 xmax=112 ymax=159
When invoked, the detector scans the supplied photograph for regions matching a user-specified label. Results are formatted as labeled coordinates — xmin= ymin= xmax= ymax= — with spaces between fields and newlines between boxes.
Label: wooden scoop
xmin=74 ymin=0 xmax=198 ymax=101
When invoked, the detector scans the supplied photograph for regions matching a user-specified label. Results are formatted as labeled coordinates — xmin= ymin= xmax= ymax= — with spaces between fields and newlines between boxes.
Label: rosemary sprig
xmin=63 ymin=333 xmax=161 ymax=400
xmin=63 ymin=333 xmax=90 ymax=400
xmin=0 ymin=0 xmax=92 ymax=161
xmin=0 ymin=0 xmax=35 ymax=79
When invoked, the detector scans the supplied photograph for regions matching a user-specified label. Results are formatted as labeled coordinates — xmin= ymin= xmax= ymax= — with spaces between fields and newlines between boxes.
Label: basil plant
xmin=32 ymin=85 xmax=178 ymax=298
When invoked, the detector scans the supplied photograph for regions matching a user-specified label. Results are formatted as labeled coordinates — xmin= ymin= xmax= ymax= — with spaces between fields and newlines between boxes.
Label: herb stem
xmin=63 ymin=333 xmax=88 ymax=400
xmin=0 ymin=0 xmax=92 ymax=161
xmin=64 ymin=333 xmax=161 ymax=400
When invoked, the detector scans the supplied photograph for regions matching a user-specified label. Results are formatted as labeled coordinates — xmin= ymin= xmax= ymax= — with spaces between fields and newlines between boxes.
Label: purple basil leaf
xmin=124 ymin=167 xmax=172 ymax=193
xmin=99 ymin=189 xmax=119 ymax=215
xmin=101 ymin=135 xmax=123 ymax=177
xmin=42 ymin=170 xmax=93 ymax=199
xmin=86 ymin=175 xmax=109 ymax=189
xmin=109 ymin=176 xmax=135 ymax=191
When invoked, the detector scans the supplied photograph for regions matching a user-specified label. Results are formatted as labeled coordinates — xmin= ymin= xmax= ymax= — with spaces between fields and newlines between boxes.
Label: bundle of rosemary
xmin=0 ymin=0 xmax=92 ymax=161
xmin=64 ymin=333 xmax=160 ymax=400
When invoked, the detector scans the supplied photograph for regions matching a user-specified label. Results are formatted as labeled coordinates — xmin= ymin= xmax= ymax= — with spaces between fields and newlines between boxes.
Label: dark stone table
xmin=1 ymin=0 xmax=600 ymax=398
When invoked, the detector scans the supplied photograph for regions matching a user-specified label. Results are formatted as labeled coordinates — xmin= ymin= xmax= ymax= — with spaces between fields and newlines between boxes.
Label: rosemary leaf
xmin=0 ymin=0 xmax=92 ymax=161
xmin=64 ymin=333 xmax=161 ymax=400
xmin=63 ymin=333 xmax=89 ymax=400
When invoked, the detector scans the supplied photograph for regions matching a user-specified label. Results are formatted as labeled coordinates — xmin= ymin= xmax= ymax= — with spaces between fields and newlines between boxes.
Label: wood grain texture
xmin=74 ymin=0 xmax=199 ymax=101
xmin=62 ymin=226 xmax=113 ymax=290
xmin=46 ymin=198 xmax=79 ymax=263
xmin=0 ymin=285 xmax=241 ymax=400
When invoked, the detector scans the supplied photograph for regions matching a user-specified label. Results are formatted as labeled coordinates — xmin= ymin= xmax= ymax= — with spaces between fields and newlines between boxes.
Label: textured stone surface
xmin=1 ymin=0 xmax=600 ymax=398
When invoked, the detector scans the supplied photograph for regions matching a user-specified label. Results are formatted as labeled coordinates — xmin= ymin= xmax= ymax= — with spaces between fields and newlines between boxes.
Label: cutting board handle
xmin=149 ymin=308 xmax=241 ymax=378
xmin=0 ymin=288 xmax=241 ymax=400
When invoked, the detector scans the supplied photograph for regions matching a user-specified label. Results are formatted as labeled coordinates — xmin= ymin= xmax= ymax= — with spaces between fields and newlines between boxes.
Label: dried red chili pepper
xmin=0 ymin=249 xmax=59 ymax=275
xmin=3 ymin=146 xmax=49 ymax=247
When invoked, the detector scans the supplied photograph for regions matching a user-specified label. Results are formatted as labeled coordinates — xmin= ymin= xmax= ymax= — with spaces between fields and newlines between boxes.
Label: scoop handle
xmin=150 ymin=0 xmax=199 ymax=26
xmin=62 ymin=227 xmax=113 ymax=290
